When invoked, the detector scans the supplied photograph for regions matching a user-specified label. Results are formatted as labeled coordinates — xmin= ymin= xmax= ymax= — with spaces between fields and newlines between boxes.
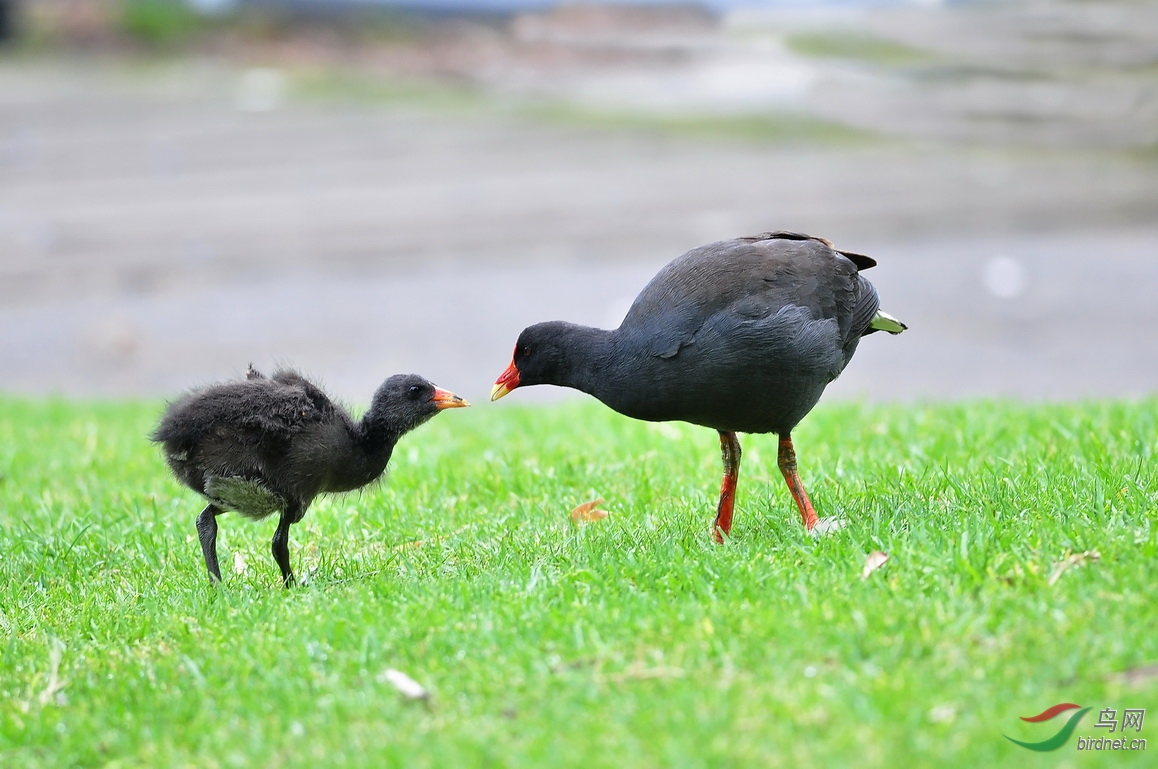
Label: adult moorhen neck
xmin=491 ymin=231 xmax=906 ymax=541
xmin=153 ymin=368 xmax=469 ymax=586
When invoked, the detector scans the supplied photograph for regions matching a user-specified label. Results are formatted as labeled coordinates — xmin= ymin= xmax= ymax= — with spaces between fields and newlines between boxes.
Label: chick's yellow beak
xmin=432 ymin=387 xmax=469 ymax=410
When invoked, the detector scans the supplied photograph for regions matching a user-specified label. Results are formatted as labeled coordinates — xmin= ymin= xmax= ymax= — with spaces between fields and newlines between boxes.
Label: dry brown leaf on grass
xmin=1047 ymin=549 xmax=1100 ymax=586
xmin=232 ymin=551 xmax=248 ymax=575
xmin=570 ymin=498 xmax=609 ymax=524
xmin=861 ymin=550 xmax=889 ymax=580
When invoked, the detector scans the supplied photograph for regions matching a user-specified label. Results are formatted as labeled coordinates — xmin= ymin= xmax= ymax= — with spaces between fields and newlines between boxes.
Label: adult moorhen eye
xmin=153 ymin=369 xmax=469 ymax=586
xmin=490 ymin=230 xmax=906 ymax=541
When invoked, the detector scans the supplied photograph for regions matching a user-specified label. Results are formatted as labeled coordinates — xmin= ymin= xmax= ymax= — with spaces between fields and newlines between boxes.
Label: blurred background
xmin=1 ymin=0 xmax=1156 ymax=405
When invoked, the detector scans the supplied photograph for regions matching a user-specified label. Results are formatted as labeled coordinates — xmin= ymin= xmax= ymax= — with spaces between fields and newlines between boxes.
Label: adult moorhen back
xmin=153 ymin=367 xmax=468 ymax=585
xmin=490 ymin=231 xmax=906 ymax=541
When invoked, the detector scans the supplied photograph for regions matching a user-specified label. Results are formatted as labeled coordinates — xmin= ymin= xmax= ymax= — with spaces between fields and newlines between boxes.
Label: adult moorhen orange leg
xmin=778 ymin=433 xmax=819 ymax=531
xmin=713 ymin=431 xmax=742 ymax=543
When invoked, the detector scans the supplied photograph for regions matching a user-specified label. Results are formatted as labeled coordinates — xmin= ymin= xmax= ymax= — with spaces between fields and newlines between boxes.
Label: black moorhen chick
xmin=153 ymin=367 xmax=468 ymax=585
xmin=490 ymin=231 xmax=905 ymax=541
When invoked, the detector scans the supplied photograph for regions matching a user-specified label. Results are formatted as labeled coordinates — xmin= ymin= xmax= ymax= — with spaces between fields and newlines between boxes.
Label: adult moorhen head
xmin=491 ymin=231 xmax=906 ymax=541
xmin=153 ymin=367 xmax=468 ymax=585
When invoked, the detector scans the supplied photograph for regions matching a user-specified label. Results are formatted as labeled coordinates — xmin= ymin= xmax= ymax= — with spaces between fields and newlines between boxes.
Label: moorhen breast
xmin=490 ymin=231 xmax=906 ymax=541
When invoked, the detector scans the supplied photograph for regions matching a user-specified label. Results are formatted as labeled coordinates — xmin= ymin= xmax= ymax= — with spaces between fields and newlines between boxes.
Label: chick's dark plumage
xmin=153 ymin=368 xmax=468 ymax=585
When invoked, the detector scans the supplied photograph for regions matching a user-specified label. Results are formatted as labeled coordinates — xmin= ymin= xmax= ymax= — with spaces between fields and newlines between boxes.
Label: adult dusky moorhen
xmin=153 ymin=367 xmax=468 ymax=585
xmin=490 ymin=231 xmax=906 ymax=541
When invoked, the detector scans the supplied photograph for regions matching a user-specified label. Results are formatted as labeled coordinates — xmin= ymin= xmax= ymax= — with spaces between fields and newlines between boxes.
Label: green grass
xmin=1 ymin=396 xmax=1156 ymax=767
xmin=116 ymin=0 xmax=205 ymax=49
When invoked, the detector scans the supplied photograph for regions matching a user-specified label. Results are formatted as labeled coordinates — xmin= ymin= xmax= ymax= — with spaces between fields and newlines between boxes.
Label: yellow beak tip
xmin=490 ymin=384 xmax=510 ymax=402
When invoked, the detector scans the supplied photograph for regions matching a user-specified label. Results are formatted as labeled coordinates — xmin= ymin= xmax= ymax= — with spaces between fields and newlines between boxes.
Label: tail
xmin=869 ymin=309 xmax=907 ymax=335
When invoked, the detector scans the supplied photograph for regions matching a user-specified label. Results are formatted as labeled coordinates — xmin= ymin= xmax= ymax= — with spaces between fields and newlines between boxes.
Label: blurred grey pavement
xmin=2 ymin=0 xmax=1157 ymax=405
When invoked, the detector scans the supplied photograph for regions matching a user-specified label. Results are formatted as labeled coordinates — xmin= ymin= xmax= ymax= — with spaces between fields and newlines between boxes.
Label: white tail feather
xmin=871 ymin=310 xmax=907 ymax=334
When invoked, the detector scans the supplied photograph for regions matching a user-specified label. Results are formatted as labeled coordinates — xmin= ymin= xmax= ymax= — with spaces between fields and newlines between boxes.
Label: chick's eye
xmin=408 ymin=385 xmax=422 ymax=398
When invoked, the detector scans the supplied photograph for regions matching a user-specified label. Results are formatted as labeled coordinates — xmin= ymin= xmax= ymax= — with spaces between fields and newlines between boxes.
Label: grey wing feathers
xmin=846 ymin=274 xmax=882 ymax=340
xmin=620 ymin=232 xmax=884 ymax=362
xmin=741 ymin=231 xmax=877 ymax=271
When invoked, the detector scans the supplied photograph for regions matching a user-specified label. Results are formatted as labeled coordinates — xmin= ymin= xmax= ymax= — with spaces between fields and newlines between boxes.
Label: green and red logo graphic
xmin=1004 ymin=703 xmax=1092 ymax=752
xmin=1005 ymin=702 xmax=1147 ymax=752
